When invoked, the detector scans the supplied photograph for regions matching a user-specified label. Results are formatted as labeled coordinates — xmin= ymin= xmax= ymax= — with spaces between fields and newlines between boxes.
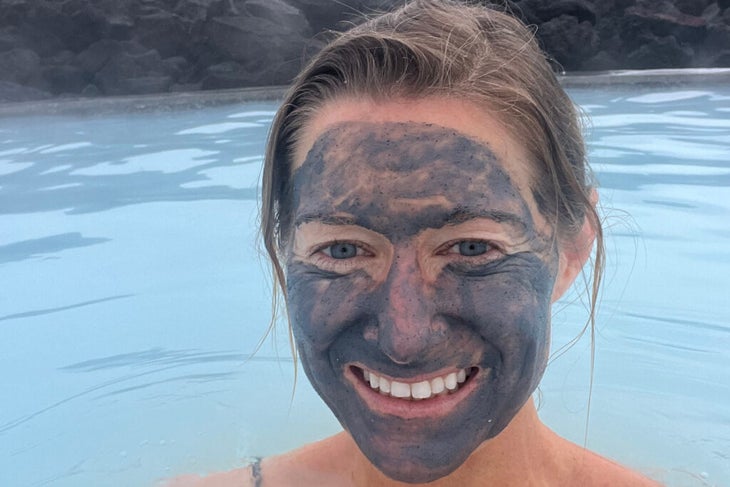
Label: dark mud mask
xmin=284 ymin=122 xmax=559 ymax=483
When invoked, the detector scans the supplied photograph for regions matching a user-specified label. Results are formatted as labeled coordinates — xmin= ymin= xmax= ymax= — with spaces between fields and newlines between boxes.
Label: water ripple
xmin=0 ymin=348 xmax=291 ymax=435
xmin=0 ymin=294 xmax=133 ymax=323
xmin=0 ymin=232 xmax=110 ymax=264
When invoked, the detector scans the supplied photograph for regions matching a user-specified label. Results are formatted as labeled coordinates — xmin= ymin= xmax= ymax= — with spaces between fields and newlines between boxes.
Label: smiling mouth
xmin=352 ymin=366 xmax=479 ymax=401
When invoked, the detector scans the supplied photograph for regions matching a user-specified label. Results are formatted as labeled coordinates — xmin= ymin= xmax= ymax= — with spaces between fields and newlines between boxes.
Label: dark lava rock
xmin=0 ymin=0 xmax=727 ymax=100
xmin=703 ymin=3 xmax=722 ymax=21
xmin=41 ymin=64 xmax=87 ymax=94
xmin=288 ymin=0 xmax=401 ymax=34
xmin=0 ymin=48 xmax=41 ymax=84
xmin=161 ymin=55 xmax=190 ymax=81
xmin=0 ymin=0 xmax=32 ymax=26
xmin=81 ymin=83 xmax=99 ymax=96
xmin=16 ymin=23 xmax=65 ymax=57
xmin=591 ymin=0 xmax=637 ymax=17
xmin=205 ymin=16 xmax=297 ymax=62
xmin=23 ymin=0 xmax=105 ymax=53
xmin=675 ymin=0 xmax=713 ymax=16
xmin=582 ymin=50 xmax=622 ymax=71
xmin=537 ymin=15 xmax=598 ymax=70
xmin=626 ymin=35 xmax=695 ymax=68
xmin=244 ymin=0 xmax=311 ymax=34
xmin=0 ymin=26 xmax=22 ymax=52
xmin=204 ymin=12 xmax=311 ymax=85
xmin=712 ymin=50 xmax=730 ymax=65
xmin=94 ymin=49 xmax=168 ymax=94
xmin=170 ymin=81 xmax=202 ymax=92
xmin=706 ymin=23 xmax=730 ymax=53
xmin=0 ymin=80 xmax=51 ymax=102
xmin=516 ymin=0 xmax=598 ymax=25
xmin=75 ymin=39 xmax=147 ymax=75
xmin=135 ymin=11 xmax=193 ymax=58
xmin=46 ymin=50 xmax=76 ymax=66
xmin=625 ymin=2 xmax=708 ymax=44
xmin=173 ymin=0 xmax=227 ymax=23
xmin=107 ymin=15 xmax=135 ymax=41
xmin=115 ymin=76 xmax=174 ymax=95
xmin=201 ymin=60 xmax=256 ymax=89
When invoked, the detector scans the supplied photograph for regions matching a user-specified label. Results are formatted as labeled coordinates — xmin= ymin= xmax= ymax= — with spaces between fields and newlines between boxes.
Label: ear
xmin=551 ymin=192 xmax=598 ymax=303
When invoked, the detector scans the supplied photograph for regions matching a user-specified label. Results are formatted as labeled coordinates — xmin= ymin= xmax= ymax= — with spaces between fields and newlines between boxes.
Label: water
xmin=1 ymin=85 xmax=728 ymax=487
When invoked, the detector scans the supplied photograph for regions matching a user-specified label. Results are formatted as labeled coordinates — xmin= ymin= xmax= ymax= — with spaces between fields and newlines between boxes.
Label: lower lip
xmin=345 ymin=366 xmax=481 ymax=419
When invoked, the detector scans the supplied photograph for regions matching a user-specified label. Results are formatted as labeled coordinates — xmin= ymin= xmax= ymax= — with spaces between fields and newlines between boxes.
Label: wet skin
xmin=284 ymin=121 xmax=560 ymax=483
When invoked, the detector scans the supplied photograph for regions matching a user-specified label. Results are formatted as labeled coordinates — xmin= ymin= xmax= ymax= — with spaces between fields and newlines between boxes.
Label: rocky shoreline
xmin=1 ymin=0 xmax=729 ymax=103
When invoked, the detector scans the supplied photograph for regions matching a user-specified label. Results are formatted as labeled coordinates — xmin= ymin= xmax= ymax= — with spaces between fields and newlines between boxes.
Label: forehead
xmin=290 ymin=120 xmax=536 ymax=238
xmin=290 ymin=98 xmax=543 ymax=226
xmin=292 ymin=97 xmax=534 ymax=189
xmin=303 ymin=121 xmax=499 ymax=178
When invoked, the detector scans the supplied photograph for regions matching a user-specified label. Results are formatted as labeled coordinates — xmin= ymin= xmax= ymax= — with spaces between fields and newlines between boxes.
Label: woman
xmin=169 ymin=0 xmax=661 ymax=485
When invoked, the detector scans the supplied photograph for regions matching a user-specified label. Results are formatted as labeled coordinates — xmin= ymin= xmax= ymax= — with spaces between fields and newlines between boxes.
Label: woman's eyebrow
xmin=443 ymin=208 xmax=529 ymax=231
xmin=294 ymin=208 xmax=529 ymax=233
xmin=295 ymin=213 xmax=357 ymax=226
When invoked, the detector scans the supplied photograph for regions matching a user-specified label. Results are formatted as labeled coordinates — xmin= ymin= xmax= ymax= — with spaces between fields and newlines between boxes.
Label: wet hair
xmin=260 ymin=0 xmax=604 ymax=356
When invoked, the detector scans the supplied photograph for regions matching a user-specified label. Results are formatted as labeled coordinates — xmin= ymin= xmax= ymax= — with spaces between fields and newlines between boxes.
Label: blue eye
xmin=457 ymin=241 xmax=489 ymax=256
xmin=326 ymin=243 xmax=358 ymax=259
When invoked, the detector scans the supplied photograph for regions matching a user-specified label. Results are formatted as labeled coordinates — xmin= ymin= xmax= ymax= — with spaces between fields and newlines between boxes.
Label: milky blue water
xmin=1 ymin=85 xmax=729 ymax=487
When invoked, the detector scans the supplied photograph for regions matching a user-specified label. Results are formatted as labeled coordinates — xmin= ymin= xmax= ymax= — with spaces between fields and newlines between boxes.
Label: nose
xmin=375 ymin=251 xmax=446 ymax=364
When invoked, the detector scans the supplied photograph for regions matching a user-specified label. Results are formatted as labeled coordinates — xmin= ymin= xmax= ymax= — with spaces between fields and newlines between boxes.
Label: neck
xmin=349 ymin=399 xmax=561 ymax=487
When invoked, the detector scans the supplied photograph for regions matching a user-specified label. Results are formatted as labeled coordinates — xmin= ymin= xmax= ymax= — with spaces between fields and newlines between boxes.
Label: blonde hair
xmin=261 ymin=0 xmax=603 ymax=362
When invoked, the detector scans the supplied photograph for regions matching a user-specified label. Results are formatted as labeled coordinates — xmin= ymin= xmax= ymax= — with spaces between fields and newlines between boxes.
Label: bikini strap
xmin=249 ymin=456 xmax=262 ymax=487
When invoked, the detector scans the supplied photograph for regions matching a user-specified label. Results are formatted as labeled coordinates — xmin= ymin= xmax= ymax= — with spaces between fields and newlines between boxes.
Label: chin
xmin=381 ymin=465 xmax=458 ymax=484
xmin=368 ymin=449 xmax=469 ymax=484
xmin=352 ymin=416 xmax=503 ymax=484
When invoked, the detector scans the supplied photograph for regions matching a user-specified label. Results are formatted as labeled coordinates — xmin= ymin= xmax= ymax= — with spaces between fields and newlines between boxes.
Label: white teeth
xmin=379 ymin=377 xmax=391 ymax=394
xmin=361 ymin=368 xmax=472 ymax=401
xmin=444 ymin=372 xmax=458 ymax=391
xmin=431 ymin=376 xmax=445 ymax=394
xmin=411 ymin=380 xmax=431 ymax=399
xmin=390 ymin=381 xmax=410 ymax=398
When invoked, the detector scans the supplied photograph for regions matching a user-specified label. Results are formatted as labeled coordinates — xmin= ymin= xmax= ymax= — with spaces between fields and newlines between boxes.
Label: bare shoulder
xmin=160 ymin=465 xmax=254 ymax=487
xmin=565 ymin=442 xmax=663 ymax=486
xmin=160 ymin=434 xmax=354 ymax=487
xmin=258 ymin=433 xmax=357 ymax=487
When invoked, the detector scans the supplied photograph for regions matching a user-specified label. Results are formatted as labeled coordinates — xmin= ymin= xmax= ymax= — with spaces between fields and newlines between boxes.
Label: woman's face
xmin=284 ymin=98 xmax=567 ymax=482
